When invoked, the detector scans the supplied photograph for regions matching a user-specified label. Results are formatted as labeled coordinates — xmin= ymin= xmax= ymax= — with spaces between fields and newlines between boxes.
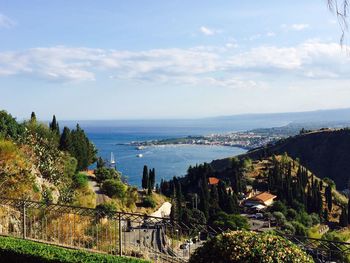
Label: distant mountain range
xmin=61 ymin=108 xmax=350 ymax=134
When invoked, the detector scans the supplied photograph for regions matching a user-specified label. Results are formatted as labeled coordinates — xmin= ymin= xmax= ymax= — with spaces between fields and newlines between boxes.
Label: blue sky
xmin=0 ymin=0 xmax=349 ymax=120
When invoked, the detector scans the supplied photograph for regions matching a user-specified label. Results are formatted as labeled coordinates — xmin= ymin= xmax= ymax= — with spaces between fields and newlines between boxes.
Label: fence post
xmin=22 ymin=200 xmax=26 ymax=239
xmin=118 ymin=214 xmax=122 ymax=256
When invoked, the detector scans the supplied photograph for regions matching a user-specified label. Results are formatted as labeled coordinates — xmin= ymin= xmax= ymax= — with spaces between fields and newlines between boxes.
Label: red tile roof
xmin=208 ymin=177 xmax=220 ymax=185
xmin=250 ymin=192 xmax=276 ymax=202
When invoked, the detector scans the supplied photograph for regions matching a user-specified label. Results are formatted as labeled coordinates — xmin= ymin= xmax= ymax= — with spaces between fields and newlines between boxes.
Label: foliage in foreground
xmin=189 ymin=230 xmax=314 ymax=263
xmin=0 ymin=236 xmax=149 ymax=263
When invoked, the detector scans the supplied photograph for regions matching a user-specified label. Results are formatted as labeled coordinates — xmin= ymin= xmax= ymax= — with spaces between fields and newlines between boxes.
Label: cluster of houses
xmin=208 ymin=177 xmax=277 ymax=212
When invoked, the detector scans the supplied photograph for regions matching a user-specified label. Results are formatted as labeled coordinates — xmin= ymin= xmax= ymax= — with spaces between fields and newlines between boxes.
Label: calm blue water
xmin=61 ymin=117 xmax=290 ymax=187
xmin=85 ymin=131 xmax=245 ymax=187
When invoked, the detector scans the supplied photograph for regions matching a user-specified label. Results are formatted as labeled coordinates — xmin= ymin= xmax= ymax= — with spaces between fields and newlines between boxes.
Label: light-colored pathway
xmin=150 ymin=202 xmax=172 ymax=218
xmin=88 ymin=179 xmax=111 ymax=205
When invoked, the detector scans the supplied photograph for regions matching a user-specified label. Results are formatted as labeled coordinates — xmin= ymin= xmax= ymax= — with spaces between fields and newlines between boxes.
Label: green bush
xmin=270 ymin=200 xmax=287 ymax=215
xmin=0 ymin=236 xmax=149 ymax=263
xmin=189 ymin=230 xmax=314 ymax=263
xmin=95 ymin=167 xmax=119 ymax=183
xmin=212 ymin=212 xmax=249 ymax=230
xmin=281 ymin=222 xmax=296 ymax=235
xmin=286 ymin=208 xmax=298 ymax=220
xmin=96 ymin=202 xmax=118 ymax=218
xmin=272 ymin=211 xmax=286 ymax=226
xmin=297 ymin=211 xmax=313 ymax=227
xmin=142 ymin=196 xmax=156 ymax=208
xmin=291 ymin=221 xmax=307 ymax=237
xmin=102 ymin=179 xmax=127 ymax=198
xmin=73 ymin=173 xmax=88 ymax=188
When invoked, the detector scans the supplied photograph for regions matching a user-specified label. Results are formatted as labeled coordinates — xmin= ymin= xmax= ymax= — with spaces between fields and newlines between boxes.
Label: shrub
xmin=102 ymin=179 xmax=127 ymax=198
xmin=0 ymin=236 xmax=149 ymax=263
xmin=142 ymin=196 xmax=156 ymax=208
xmin=95 ymin=167 xmax=119 ymax=183
xmin=310 ymin=213 xmax=320 ymax=225
xmin=291 ymin=221 xmax=307 ymax=237
xmin=73 ymin=173 xmax=88 ymax=189
xmin=96 ymin=202 xmax=118 ymax=218
xmin=297 ymin=211 xmax=313 ymax=227
xmin=272 ymin=211 xmax=286 ymax=226
xmin=286 ymin=208 xmax=298 ymax=220
xmin=281 ymin=222 xmax=296 ymax=235
xmin=189 ymin=230 xmax=314 ymax=263
xmin=270 ymin=200 xmax=287 ymax=215
xmin=212 ymin=211 xmax=249 ymax=230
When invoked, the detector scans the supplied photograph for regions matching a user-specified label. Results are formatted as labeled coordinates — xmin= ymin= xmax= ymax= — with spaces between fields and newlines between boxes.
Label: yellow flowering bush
xmin=189 ymin=231 xmax=314 ymax=263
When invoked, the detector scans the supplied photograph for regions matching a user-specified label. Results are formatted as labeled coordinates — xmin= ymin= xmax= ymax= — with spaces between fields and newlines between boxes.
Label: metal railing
xmin=0 ymin=197 xmax=215 ymax=262
xmin=1 ymin=197 xmax=350 ymax=262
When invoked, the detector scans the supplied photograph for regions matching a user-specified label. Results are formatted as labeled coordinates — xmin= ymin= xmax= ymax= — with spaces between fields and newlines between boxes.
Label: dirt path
xmin=88 ymin=179 xmax=111 ymax=205
xmin=150 ymin=202 xmax=172 ymax=218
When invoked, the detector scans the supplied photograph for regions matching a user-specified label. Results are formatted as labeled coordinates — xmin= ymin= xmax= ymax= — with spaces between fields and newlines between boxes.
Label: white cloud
xmin=266 ymin=32 xmax=276 ymax=37
xmin=199 ymin=26 xmax=217 ymax=36
xmin=0 ymin=41 xmax=348 ymax=89
xmin=0 ymin=14 xmax=16 ymax=29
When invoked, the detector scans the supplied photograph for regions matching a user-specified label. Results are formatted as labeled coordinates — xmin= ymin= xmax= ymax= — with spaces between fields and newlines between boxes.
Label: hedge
xmin=0 ymin=236 xmax=149 ymax=263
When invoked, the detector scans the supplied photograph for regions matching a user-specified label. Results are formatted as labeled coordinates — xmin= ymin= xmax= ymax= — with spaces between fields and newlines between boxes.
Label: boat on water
xmin=136 ymin=154 xmax=143 ymax=158
xmin=136 ymin=146 xmax=145 ymax=150
xmin=109 ymin=152 xmax=116 ymax=169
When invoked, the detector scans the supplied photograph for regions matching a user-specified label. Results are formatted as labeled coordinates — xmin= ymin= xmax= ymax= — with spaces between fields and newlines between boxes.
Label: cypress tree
xmin=199 ymin=175 xmax=210 ymax=219
xmin=96 ymin=157 xmax=105 ymax=169
xmin=347 ymin=198 xmax=350 ymax=225
xmin=340 ymin=207 xmax=348 ymax=227
xmin=325 ymin=185 xmax=333 ymax=212
xmin=149 ymin=168 xmax=155 ymax=190
xmin=323 ymin=208 xmax=329 ymax=223
xmin=30 ymin=112 xmax=36 ymax=123
xmin=49 ymin=115 xmax=60 ymax=136
xmin=59 ymin=126 xmax=71 ymax=151
xmin=142 ymin=165 xmax=149 ymax=189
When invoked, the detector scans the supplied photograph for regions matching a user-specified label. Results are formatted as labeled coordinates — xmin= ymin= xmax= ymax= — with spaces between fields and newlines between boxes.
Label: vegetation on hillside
xmin=0 ymin=110 xmax=96 ymax=204
xmin=161 ymin=161 xmax=249 ymax=230
xmin=246 ymin=128 xmax=350 ymax=189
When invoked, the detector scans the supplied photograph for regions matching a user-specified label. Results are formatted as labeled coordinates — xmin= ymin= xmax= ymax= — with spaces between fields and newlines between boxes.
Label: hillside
xmin=242 ymin=129 xmax=350 ymax=190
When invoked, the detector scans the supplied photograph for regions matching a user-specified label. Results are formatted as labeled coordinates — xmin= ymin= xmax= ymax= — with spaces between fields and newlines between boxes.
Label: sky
xmin=0 ymin=0 xmax=349 ymax=120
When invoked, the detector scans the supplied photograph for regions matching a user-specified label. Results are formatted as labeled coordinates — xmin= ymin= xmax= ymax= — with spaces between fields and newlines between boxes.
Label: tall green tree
xmin=148 ymin=168 xmax=155 ymax=190
xmin=30 ymin=112 xmax=36 ymax=123
xmin=142 ymin=165 xmax=149 ymax=189
xmin=347 ymin=198 xmax=350 ymax=225
xmin=0 ymin=111 xmax=24 ymax=139
xmin=49 ymin=115 xmax=60 ymax=136
xmin=59 ymin=127 xmax=71 ymax=151
xmin=69 ymin=124 xmax=97 ymax=171
xmin=325 ymin=185 xmax=333 ymax=212
xmin=340 ymin=206 xmax=348 ymax=227
xmin=199 ymin=175 xmax=210 ymax=219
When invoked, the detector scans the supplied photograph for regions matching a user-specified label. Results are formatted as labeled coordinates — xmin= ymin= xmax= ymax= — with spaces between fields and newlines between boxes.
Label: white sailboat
xmin=110 ymin=152 xmax=116 ymax=169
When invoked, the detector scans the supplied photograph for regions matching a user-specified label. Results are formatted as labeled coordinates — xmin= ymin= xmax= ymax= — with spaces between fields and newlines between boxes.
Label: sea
xmin=62 ymin=118 xmax=290 ymax=187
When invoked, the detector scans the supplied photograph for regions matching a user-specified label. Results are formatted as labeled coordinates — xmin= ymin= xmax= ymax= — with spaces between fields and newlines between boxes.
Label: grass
xmin=0 ymin=235 xmax=149 ymax=263
xmin=307 ymin=225 xmax=323 ymax=239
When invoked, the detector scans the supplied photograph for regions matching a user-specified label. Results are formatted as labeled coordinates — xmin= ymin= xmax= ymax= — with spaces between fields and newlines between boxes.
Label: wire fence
xmin=0 ymin=197 xmax=350 ymax=262
xmin=0 ymin=197 xmax=218 ymax=262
